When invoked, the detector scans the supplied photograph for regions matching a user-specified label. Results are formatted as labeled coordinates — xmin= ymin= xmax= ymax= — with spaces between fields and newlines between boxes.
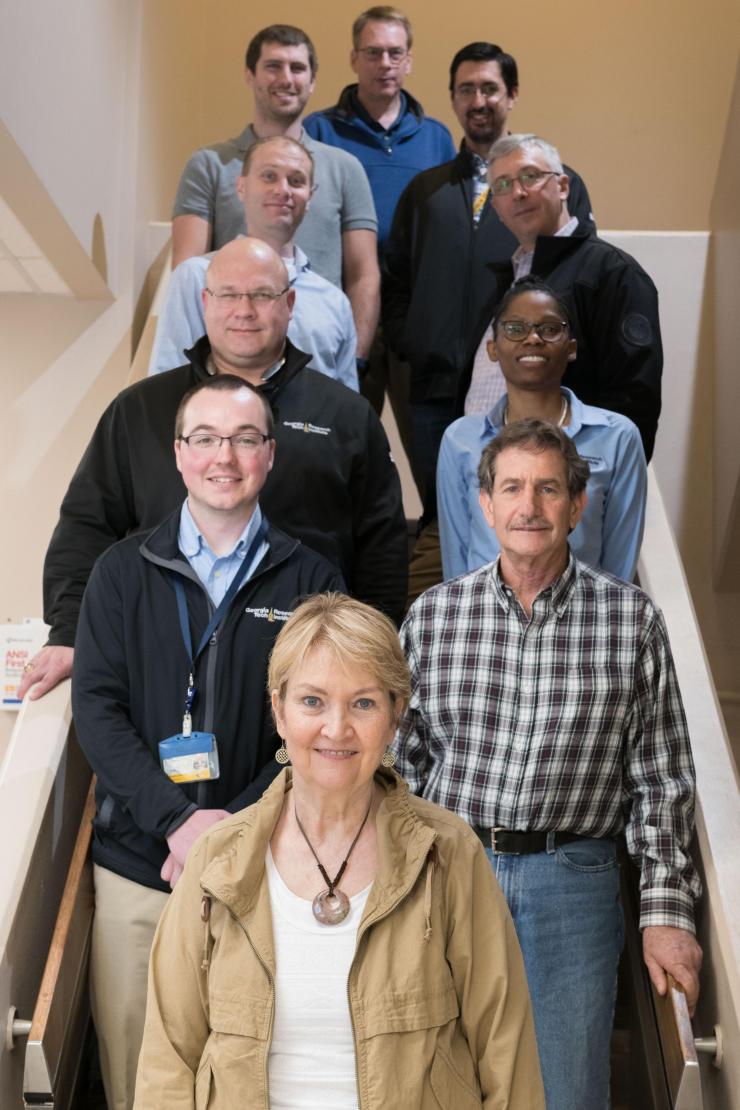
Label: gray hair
xmin=488 ymin=133 xmax=563 ymax=174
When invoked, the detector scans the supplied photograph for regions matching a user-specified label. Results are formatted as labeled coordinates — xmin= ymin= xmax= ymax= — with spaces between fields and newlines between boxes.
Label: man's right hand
xmin=18 ymin=646 xmax=74 ymax=701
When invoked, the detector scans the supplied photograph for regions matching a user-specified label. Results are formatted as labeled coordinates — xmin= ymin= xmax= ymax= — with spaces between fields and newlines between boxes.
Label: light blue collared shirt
xmin=149 ymin=245 xmax=358 ymax=389
xmin=178 ymin=500 xmax=269 ymax=605
xmin=437 ymin=387 xmax=647 ymax=583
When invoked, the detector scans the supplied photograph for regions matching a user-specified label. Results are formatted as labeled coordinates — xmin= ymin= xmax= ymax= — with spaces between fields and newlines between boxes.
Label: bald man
xmin=25 ymin=237 xmax=407 ymax=701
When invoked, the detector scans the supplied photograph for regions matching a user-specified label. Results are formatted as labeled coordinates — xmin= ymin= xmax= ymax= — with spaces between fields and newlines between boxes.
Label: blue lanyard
xmin=172 ymin=517 xmax=269 ymax=727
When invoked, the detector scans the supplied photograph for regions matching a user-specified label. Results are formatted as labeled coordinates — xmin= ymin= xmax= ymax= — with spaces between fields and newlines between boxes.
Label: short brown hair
xmin=241 ymin=136 xmax=315 ymax=185
xmin=175 ymin=374 xmax=275 ymax=439
xmin=268 ymin=593 xmax=411 ymax=719
xmin=477 ymin=419 xmax=590 ymax=498
xmin=245 ymin=25 xmax=318 ymax=77
xmin=352 ymin=6 xmax=413 ymax=49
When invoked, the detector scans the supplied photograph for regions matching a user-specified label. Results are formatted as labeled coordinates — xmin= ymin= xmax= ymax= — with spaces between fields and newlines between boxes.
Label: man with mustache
xmin=396 ymin=420 xmax=701 ymax=1110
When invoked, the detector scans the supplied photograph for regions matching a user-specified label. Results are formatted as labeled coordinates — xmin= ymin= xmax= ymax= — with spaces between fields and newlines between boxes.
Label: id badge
xmin=159 ymin=732 xmax=220 ymax=783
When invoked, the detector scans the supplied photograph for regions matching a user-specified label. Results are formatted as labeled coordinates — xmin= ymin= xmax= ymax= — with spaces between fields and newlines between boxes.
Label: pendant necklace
xmin=294 ymin=797 xmax=373 ymax=925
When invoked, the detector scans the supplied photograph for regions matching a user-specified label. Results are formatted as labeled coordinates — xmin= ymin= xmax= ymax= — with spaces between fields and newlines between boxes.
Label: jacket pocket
xmin=429 ymin=1048 xmax=483 ymax=1109
xmin=194 ymin=1060 xmax=213 ymax=1110
xmin=361 ymin=984 xmax=459 ymax=1038
xmin=208 ymin=992 xmax=271 ymax=1039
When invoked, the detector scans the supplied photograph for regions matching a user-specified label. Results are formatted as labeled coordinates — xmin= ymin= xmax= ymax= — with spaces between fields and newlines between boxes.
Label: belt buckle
xmin=491 ymin=826 xmax=506 ymax=854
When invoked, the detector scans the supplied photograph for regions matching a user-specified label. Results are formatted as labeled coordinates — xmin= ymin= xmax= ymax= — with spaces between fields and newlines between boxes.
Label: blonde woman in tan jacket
xmin=134 ymin=594 xmax=544 ymax=1110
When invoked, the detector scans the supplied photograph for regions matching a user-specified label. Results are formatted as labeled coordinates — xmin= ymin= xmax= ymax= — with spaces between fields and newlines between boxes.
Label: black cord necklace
xmin=294 ymin=796 xmax=373 ymax=925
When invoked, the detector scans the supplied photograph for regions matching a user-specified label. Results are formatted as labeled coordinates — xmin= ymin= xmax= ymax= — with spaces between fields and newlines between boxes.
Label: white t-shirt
xmin=265 ymin=846 xmax=371 ymax=1109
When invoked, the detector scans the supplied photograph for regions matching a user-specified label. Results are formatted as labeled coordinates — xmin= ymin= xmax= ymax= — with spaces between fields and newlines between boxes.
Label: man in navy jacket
xmin=73 ymin=373 xmax=342 ymax=1110
xmin=21 ymin=238 xmax=407 ymax=703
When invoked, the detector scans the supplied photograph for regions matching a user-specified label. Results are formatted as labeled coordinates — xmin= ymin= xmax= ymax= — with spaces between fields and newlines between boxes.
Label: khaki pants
xmin=406 ymin=521 xmax=444 ymax=612
xmin=90 ymin=864 xmax=169 ymax=1110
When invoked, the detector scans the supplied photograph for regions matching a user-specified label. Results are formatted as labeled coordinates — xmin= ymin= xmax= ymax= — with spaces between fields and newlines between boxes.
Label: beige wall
xmin=188 ymin=0 xmax=740 ymax=230
xmin=711 ymin=53 xmax=740 ymax=588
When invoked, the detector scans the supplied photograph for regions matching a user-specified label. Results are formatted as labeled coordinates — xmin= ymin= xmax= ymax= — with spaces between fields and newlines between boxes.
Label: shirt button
xmin=521 ymin=682 xmax=532 ymax=694
xmin=214 ymin=570 xmax=221 ymax=578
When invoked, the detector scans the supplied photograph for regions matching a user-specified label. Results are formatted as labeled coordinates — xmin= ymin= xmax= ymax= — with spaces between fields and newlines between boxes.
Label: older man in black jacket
xmin=461 ymin=133 xmax=662 ymax=460
xmin=20 ymin=237 xmax=407 ymax=701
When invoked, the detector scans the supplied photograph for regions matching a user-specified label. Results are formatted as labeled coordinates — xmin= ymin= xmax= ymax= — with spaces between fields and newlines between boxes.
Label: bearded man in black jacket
xmin=382 ymin=42 xmax=596 ymax=512
xmin=20 ymin=237 xmax=407 ymax=701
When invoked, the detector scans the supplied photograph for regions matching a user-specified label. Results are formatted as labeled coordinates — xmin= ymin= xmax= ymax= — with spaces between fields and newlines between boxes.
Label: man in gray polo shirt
xmin=172 ymin=23 xmax=380 ymax=360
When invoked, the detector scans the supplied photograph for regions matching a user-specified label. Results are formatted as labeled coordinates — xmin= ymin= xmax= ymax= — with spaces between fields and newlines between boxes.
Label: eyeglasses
xmin=454 ymin=83 xmax=506 ymax=100
xmin=355 ymin=46 xmax=408 ymax=64
xmin=498 ymin=320 xmax=569 ymax=342
xmin=490 ymin=170 xmax=559 ymax=197
xmin=179 ymin=432 xmax=272 ymax=454
xmin=205 ymin=287 xmax=290 ymax=306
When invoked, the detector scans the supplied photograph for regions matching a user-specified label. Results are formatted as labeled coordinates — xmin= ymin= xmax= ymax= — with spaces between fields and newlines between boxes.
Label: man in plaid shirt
xmin=395 ymin=419 xmax=702 ymax=1110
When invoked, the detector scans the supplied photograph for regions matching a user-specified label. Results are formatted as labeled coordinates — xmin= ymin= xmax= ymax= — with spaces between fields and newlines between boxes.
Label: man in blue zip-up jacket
xmin=73 ymin=373 xmax=343 ymax=1110
xmin=305 ymin=7 xmax=455 ymax=489
xmin=304 ymin=7 xmax=455 ymax=253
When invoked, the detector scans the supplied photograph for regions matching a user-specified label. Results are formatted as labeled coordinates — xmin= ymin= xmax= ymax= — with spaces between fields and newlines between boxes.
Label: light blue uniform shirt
xmin=178 ymin=500 xmax=269 ymax=605
xmin=437 ymin=387 xmax=647 ymax=583
xmin=149 ymin=246 xmax=358 ymax=390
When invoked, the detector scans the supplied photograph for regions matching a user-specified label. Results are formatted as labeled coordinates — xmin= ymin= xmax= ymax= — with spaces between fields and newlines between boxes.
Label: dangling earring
xmin=380 ymin=746 xmax=396 ymax=768
xmin=275 ymin=742 xmax=290 ymax=765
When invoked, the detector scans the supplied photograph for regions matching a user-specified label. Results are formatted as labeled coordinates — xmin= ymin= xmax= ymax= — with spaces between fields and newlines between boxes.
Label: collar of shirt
xmin=242 ymin=123 xmax=309 ymax=147
xmin=350 ymin=87 xmax=406 ymax=133
xmin=205 ymin=352 xmax=285 ymax=382
xmin=489 ymin=550 xmax=579 ymax=616
xmin=471 ymin=151 xmax=490 ymax=180
xmin=178 ymin=498 xmax=263 ymax=573
xmin=511 ymin=215 xmax=579 ymax=279
xmin=483 ymin=386 xmax=585 ymax=439
xmin=285 ymin=244 xmax=311 ymax=278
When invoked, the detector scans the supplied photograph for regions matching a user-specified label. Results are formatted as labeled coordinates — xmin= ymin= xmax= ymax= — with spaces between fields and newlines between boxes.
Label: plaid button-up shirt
xmin=395 ymin=555 xmax=701 ymax=931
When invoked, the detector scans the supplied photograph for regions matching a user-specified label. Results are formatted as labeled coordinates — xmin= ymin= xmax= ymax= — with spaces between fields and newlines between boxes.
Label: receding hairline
xmin=489 ymin=134 xmax=564 ymax=174
xmin=241 ymin=136 xmax=315 ymax=184
xmin=205 ymin=242 xmax=290 ymax=290
xmin=352 ymin=7 xmax=413 ymax=49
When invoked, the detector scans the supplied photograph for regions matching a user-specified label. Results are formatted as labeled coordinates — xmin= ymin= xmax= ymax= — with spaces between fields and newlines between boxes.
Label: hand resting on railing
xmin=18 ymin=645 xmax=74 ymax=701
xmin=643 ymin=924 xmax=703 ymax=1015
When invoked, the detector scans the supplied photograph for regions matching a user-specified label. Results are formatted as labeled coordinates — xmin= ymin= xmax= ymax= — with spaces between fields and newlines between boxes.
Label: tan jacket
xmin=135 ymin=769 xmax=544 ymax=1109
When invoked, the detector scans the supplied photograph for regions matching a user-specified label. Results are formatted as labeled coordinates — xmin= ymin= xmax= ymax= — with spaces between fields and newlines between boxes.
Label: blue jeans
xmin=487 ymin=837 xmax=624 ymax=1110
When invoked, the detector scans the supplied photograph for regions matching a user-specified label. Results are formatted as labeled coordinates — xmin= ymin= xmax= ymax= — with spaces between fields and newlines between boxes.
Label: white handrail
xmin=638 ymin=466 xmax=740 ymax=1096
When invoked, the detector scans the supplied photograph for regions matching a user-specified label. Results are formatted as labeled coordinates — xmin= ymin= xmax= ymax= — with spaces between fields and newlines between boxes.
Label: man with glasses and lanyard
xmin=72 ymin=372 xmax=343 ymax=1110
xmin=22 ymin=237 xmax=406 ymax=704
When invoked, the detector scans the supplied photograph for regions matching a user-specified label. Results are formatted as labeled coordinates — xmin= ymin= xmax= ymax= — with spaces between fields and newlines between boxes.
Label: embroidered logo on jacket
xmin=282 ymin=420 xmax=331 ymax=436
xmin=244 ymin=606 xmax=292 ymax=622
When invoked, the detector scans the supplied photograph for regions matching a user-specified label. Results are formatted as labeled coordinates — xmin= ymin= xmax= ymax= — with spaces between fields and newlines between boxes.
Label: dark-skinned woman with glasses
xmin=437 ymin=276 xmax=647 ymax=583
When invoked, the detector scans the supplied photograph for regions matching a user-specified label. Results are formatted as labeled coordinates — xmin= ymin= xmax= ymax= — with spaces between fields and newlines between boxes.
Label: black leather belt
xmin=473 ymin=826 xmax=593 ymax=855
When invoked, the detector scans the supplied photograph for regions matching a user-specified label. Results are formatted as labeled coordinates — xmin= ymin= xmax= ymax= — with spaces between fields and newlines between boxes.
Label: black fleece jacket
xmin=462 ymin=229 xmax=662 ymax=459
xmin=382 ymin=144 xmax=595 ymax=403
xmin=44 ymin=338 xmax=408 ymax=644
xmin=72 ymin=510 xmax=343 ymax=890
